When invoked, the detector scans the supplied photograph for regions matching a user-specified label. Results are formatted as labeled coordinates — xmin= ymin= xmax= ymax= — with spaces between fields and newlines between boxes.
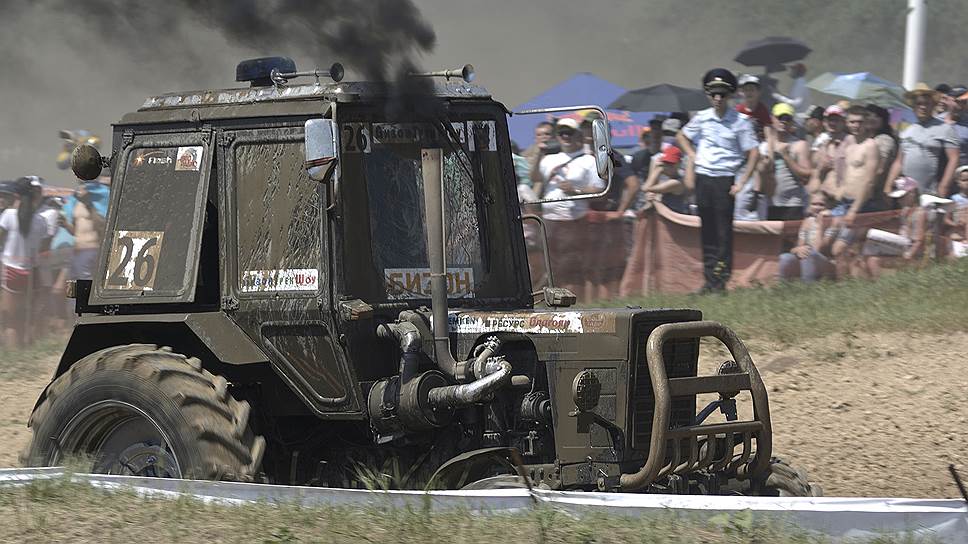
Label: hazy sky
xmin=0 ymin=0 xmax=943 ymax=186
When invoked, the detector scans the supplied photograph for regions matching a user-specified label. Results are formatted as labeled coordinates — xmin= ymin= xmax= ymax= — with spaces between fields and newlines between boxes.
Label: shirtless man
xmin=830 ymin=105 xmax=882 ymax=276
xmin=59 ymin=180 xmax=108 ymax=282
xmin=807 ymin=105 xmax=849 ymax=197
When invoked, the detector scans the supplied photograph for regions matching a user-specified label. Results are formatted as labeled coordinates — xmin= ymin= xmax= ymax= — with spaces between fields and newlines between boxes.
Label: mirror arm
xmin=512 ymin=104 xmax=608 ymax=118
xmin=521 ymin=214 xmax=554 ymax=291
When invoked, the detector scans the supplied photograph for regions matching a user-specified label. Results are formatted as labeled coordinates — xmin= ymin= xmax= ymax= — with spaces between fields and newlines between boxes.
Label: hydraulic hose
xmin=377 ymin=322 xmax=422 ymax=383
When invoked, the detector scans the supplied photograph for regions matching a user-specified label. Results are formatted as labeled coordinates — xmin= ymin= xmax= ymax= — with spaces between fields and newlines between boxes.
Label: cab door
xmin=218 ymin=125 xmax=360 ymax=416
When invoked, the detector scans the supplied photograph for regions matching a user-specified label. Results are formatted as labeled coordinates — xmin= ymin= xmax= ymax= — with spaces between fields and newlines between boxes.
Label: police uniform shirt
xmin=681 ymin=108 xmax=758 ymax=178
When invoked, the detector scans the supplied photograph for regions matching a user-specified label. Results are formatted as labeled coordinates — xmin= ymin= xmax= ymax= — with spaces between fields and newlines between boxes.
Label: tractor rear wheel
xmin=22 ymin=344 xmax=265 ymax=481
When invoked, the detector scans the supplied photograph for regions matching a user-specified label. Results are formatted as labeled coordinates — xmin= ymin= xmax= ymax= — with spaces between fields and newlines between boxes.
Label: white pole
xmin=903 ymin=0 xmax=926 ymax=90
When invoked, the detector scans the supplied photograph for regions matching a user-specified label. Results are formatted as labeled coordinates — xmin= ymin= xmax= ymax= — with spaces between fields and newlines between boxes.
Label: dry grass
xmin=0 ymin=476 xmax=943 ymax=544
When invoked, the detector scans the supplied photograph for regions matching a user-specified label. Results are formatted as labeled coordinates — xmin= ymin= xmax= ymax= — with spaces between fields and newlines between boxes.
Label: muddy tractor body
xmin=24 ymin=58 xmax=815 ymax=495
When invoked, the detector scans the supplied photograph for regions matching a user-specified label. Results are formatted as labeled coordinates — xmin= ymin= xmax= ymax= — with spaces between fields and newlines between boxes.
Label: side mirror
xmin=71 ymin=145 xmax=106 ymax=181
xmin=591 ymin=118 xmax=612 ymax=181
xmin=510 ymin=104 xmax=614 ymax=205
xmin=304 ymin=119 xmax=338 ymax=182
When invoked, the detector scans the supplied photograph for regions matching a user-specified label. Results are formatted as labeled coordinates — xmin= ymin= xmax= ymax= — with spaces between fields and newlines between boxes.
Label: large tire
xmin=743 ymin=457 xmax=823 ymax=497
xmin=22 ymin=344 xmax=265 ymax=481
xmin=755 ymin=457 xmax=822 ymax=497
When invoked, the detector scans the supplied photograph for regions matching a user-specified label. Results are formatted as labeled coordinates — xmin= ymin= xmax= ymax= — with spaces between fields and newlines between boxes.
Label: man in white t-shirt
xmin=533 ymin=117 xmax=605 ymax=299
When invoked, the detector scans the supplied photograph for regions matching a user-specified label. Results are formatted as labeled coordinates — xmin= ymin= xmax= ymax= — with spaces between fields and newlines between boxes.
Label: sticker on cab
xmin=384 ymin=267 xmax=474 ymax=299
xmin=175 ymin=146 xmax=203 ymax=171
xmin=447 ymin=311 xmax=616 ymax=335
xmin=132 ymin=149 xmax=173 ymax=168
xmin=241 ymin=269 xmax=319 ymax=293
xmin=467 ymin=120 xmax=497 ymax=151
xmin=341 ymin=124 xmax=371 ymax=154
xmin=104 ymin=230 xmax=165 ymax=290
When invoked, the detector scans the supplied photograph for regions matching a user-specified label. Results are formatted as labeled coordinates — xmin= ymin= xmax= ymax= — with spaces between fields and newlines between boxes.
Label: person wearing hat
xmin=952 ymin=165 xmax=968 ymax=208
xmin=735 ymin=74 xmax=772 ymax=142
xmin=641 ymin=145 xmax=689 ymax=214
xmin=804 ymin=106 xmax=825 ymax=149
xmin=734 ymin=74 xmax=777 ymax=216
xmin=943 ymin=87 xmax=968 ymax=167
xmin=758 ymin=102 xmax=811 ymax=220
xmin=0 ymin=177 xmax=49 ymax=348
xmin=887 ymin=177 xmax=928 ymax=261
xmin=677 ymin=68 xmax=759 ymax=294
xmin=885 ymin=83 xmax=960 ymax=198
xmin=532 ymin=116 xmax=605 ymax=300
xmin=809 ymin=105 xmax=850 ymax=199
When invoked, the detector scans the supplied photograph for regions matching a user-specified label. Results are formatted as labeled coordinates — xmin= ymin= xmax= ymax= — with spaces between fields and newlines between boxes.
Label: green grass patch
xmin=602 ymin=260 xmax=968 ymax=345
xmin=0 ymin=477 xmax=943 ymax=543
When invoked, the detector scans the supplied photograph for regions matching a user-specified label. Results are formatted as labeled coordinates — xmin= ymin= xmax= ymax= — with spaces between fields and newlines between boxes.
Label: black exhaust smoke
xmin=31 ymin=0 xmax=436 ymax=84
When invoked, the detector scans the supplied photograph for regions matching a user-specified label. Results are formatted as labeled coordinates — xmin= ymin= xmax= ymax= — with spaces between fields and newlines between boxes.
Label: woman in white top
xmin=0 ymin=178 xmax=48 ymax=348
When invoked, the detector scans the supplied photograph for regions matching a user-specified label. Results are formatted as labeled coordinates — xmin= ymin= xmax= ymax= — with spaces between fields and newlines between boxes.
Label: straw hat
xmin=904 ymin=82 xmax=940 ymax=105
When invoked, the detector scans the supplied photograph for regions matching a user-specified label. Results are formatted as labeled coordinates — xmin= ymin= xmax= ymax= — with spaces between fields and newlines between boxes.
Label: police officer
xmin=677 ymin=68 xmax=759 ymax=294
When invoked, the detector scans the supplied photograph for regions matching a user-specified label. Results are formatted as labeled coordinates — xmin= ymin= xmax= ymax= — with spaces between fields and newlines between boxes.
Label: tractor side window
xmin=95 ymin=142 xmax=211 ymax=303
xmin=235 ymin=140 xmax=321 ymax=294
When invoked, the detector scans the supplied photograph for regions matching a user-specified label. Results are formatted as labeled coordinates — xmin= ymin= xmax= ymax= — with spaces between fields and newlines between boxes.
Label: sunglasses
xmin=557 ymin=128 xmax=577 ymax=136
xmin=705 ymin=90 xmax=729 ymax=98
xmin=778 ymin=115 xmax=794 ymax=122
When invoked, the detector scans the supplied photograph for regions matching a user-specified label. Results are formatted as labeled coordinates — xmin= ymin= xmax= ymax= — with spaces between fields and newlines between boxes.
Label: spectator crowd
xmin=4 ymin=73 xmax=968 ymax=341
xmin=516 ymin=66 xmax=968 ymax=298
xmin=0 ymin=131 xmax=109 ymax=349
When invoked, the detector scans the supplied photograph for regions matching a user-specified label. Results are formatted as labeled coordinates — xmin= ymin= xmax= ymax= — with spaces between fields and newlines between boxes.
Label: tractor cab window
xmin=338 ymin=105 xmax=528 ymax=305
xmin=93 ymin=137 xmax=212 ymax=304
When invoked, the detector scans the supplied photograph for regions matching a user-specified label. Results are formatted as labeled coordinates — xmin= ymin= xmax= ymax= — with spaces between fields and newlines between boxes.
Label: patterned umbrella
xmin=807 ymin=72 xmax=908 ymax=108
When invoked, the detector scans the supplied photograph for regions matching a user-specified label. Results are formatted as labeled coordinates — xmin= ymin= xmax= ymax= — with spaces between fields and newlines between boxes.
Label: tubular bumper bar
xmin=619 ymin=321 xmax=773 ymax=492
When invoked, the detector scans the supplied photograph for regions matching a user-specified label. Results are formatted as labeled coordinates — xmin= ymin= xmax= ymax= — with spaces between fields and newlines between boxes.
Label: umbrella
xmin=608 ymin=84 xmax=709 ymax=112
xmin=734 ymin=36 xmax=811 ymax=68
xmin=807 ymin=72 xmax=908 ymax=108
xmin=508 ymin=73 xmax=660 ymax=148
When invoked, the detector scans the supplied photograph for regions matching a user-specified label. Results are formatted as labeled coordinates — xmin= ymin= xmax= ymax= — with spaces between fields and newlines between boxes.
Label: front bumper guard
xmin=619 ymin=321 xmax=772 ymax=492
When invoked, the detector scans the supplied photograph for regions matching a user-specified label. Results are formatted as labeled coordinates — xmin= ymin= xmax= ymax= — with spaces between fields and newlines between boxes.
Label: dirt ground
xmin=1 ymin=331 xmax=966 ymax=498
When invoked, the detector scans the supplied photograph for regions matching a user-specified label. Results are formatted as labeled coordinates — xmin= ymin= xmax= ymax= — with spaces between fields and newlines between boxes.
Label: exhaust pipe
xmin=421 ymin=148 xmax=466 ymax=381
xmin=427 ymin=357 xmax=511 ymax=410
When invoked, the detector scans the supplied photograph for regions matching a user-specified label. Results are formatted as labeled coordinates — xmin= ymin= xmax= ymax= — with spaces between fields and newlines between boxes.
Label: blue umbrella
xmin=507 ymin=73 xmax=660 ymax=149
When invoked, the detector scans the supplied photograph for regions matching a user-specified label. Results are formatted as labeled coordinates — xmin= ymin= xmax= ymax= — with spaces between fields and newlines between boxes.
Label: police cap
xmin=702 ymin=68 xmax=737 ymax=92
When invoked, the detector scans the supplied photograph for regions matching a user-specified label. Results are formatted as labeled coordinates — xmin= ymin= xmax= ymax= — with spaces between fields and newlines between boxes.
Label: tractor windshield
xmin=337 ymin=104 xmax=528 ymax=305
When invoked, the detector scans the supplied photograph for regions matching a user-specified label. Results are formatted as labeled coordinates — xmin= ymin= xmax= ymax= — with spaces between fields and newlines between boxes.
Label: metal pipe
xmin=377 ymin=322 xmax=422 ymax=383
xmin=421 ymin=149 xmax=462 ymax=381
xmin=409 ymin=64 xmax=475 ymax=83
xmin=427 ymin=359 xmax=512 ymax=411
xmin=521 ymin=214 xmax=555 ymax=290
xmin=903 ymin=0 xmax=925 ymax=90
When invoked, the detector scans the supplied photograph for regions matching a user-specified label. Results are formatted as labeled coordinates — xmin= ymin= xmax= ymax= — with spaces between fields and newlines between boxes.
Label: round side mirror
xmin=71 ymin=145 xmax=104 ymax=181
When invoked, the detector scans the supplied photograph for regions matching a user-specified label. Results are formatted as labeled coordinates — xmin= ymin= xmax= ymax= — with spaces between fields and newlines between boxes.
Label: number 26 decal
xmin=340 ymin=124 xmax=370 ymax=153
xmin=104 ymin=231 xmax=165 ymax=290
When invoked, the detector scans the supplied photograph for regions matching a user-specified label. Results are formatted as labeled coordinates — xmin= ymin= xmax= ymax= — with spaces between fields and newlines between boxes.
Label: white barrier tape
xmin=2 ymin=468 xmax=966 ymax=542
